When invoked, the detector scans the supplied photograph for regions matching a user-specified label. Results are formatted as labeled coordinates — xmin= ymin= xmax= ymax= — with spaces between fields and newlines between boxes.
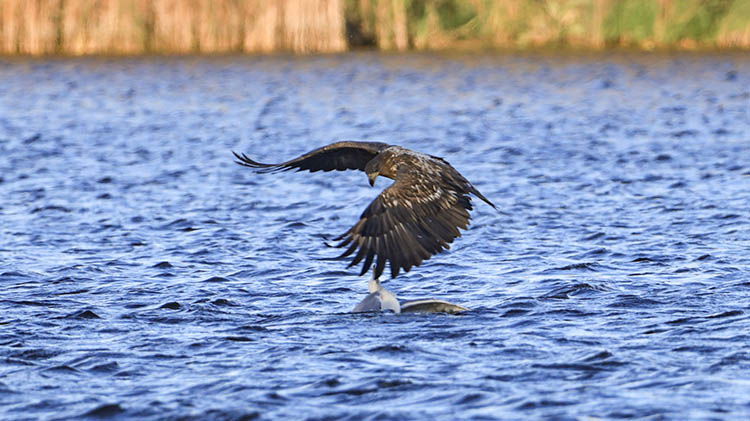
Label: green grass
xmin=346 ymin=0 xmax=750 ymax=50
xmin=604 ymin=0 xmax=657 ymax=44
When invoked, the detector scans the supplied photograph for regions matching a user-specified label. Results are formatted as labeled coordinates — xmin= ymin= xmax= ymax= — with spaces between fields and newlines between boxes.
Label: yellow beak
xmin=368 ymin=172 xmax=379 ymax=187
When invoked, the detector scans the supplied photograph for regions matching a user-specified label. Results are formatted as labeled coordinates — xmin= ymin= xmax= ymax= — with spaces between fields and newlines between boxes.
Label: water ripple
xmin=0 ymin=52 xmax=748 ymax=420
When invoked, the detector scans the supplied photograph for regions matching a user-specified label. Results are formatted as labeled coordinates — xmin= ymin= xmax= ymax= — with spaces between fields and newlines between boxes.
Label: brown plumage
xmin=233 ymin=141 xmax=495 ymax=280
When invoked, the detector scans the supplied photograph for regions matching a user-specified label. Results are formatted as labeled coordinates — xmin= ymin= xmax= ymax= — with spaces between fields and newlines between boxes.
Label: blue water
xmin=0 ymin=52 xmax=748 ymax=420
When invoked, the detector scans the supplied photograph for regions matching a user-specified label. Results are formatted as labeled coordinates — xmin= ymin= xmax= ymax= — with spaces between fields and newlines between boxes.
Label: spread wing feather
xmin=233 ymin=141 xmax=389 ymax=173
xmin=334 ymin=172 xmax=473 ymax=279
xmin=234 ymin=141 xmax=496 ymax=280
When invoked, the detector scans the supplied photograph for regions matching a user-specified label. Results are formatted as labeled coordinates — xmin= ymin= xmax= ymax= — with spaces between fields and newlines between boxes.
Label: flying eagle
xmin=233 ymin=141 xmax=495 ymax=280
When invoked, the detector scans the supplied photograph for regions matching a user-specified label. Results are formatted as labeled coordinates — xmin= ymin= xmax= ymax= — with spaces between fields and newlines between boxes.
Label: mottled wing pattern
xmin=233 ymin=141 xmax=390 ymax=173
xmin=333 ymin=169 xmax=473 ymax=279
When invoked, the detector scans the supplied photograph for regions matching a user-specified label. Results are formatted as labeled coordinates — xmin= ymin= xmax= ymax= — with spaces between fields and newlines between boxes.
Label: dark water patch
xmin=706 ymin=310 xmax=743 ymax=319
xmin=65 ymin=310 xmax=101 ymax=320
xmin=607 ymin=295 xmax=662 ymax=308
xmin=3 ymin=299 xmax=57 ymax=307
xmin=42 ymin=364 xmax=80 ymax=374
xmin=671 ymin=345 xmax=720 ymax=353
xmin=81 ymin=403 xmax=126 ymax=418
xmin=713 ymin=128 xmax=730 ymax=136
xmin=713 ymin=213 xmax=741 ymax=220
xmin=546 ymin=262 xmax=601 ymax=272
xmin=23 ymin=133 xmax=42 ymax=144
xmin=159 ymin=218 xmax=195 ymax=230
xmin=155 ymin=272 xmax=175 ymax=278
xmin=710 ymin=352 xmax=750 ymax=370
xmin=152 ymin=261 xmax=173 ymax=269
xmin=666 ymin=317 xmax=700 ymax=326
xmin=517 ymin=399 xmax=572 ymax=410
xmin=541 ymin=283 xmax=607 ymax=300
xmin=189 ymin=409 xmax=260 ymax=420
xmin=158 ymin=302 xmax=181 ymax=310
xmin=670 ymin=129 xmax=698 ymax=138
xmin=377 ymin=379 xmax=413 ymax=389
xmin=578 ymin=248 xmax=611 ymax=259
xmin=642 ymin=327 xmax=669 ymax=335
xmin=3 ymin=358 xmax=37 ymax=367
xmin=229 ymin=324 xmax=268 ymax=333
xmin=368 ymin=344 xmax=409 ymax=353
xmin=530 ymin=361 xmax=614 ymax=372
xmin=669 ymin=181 xmax=686 ymax=188
xmin=1 ymin=271 xmax=32 ymax=279
xmin=6 ymin=347 xmax=63 ymax=362
xmin=224 ymin=336 xmax=253 ymax=342
xmin=318 ymin=377 xmax=342 ymax=388
xmin=211 ymin=298 xmax=236 ymax=306
xmin=582 ymin=231 xmax=605 ymax=241
xmin=631 ymin=256 xmax=670 ymax=265
xmin=31 ymin=205 xmax=71 ymax=213
xmin=89 ymin=362 xmax=120 ymax=373
xmin=502 ymin=308 xmax=531 ymax=317
xmin=499 ymin=298 xmax=538 ymax=309
xmin=582 ymin=350 xmax=614 ymax=361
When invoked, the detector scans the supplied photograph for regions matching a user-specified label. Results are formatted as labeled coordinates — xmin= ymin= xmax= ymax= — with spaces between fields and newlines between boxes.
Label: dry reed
xmin=0 ymin=0 xmax=346 ymax=55
xmin=0 ymin=0 xmax=747 ymax=55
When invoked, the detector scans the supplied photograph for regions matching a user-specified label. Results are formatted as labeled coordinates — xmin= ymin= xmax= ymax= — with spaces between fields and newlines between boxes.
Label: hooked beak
xmin=368 ymin=172 xmax=379 ymax=187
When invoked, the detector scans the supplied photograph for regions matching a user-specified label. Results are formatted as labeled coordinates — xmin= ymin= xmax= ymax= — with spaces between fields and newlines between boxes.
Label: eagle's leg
xmin=367 ymin=277 xmax=381 ymax=293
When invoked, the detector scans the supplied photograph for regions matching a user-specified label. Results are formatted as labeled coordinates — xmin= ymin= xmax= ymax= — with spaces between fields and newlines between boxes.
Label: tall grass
xmin=0 ymin=0 xmax=747 ymax=55
xmin=0 ymin=0 xmax=346 ymax=55
xmin=354 ymin=0 xmax=749 ymax=51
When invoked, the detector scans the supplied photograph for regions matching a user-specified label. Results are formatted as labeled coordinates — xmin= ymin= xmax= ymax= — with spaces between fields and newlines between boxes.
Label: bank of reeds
xmin=0 ymin=0 xmax=347 ymax=54
xmin=349 ymin=0 xmax=750 ymax=51
xmin=1 ymin=0 xmax=748 ymax=55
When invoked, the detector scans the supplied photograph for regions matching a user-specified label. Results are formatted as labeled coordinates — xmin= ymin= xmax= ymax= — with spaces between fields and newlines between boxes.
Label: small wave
xmin=64 ymin=310 xmax=101 ymax=320
xmin=81 ymin=403 xmax=125 ymax=418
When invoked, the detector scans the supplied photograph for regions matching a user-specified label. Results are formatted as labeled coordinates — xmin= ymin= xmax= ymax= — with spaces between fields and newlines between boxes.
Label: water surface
xmin=0 ymin=52 xmax=749 ymax=419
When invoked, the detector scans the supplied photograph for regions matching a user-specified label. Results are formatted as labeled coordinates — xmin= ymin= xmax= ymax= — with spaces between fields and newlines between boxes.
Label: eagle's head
xmin=364 ymin=159 xmax=380 ymax=187
xmin=365 ymin=148 xmax=401 ymax=186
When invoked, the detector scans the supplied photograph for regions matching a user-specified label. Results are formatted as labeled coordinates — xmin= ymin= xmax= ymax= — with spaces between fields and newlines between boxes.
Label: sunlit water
xmin=1 ymin=52 xmax=748 ymax=420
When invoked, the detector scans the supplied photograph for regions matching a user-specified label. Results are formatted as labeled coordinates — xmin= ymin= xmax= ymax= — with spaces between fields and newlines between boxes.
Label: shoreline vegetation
xmin=1 ymin=0 xmax=748 ymax=56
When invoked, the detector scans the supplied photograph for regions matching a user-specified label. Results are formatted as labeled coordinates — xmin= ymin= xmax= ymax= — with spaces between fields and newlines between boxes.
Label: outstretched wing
xmin=233 ymin=141 xmax=390 ymax=173
xmin=333 ymin=170 xmax=474 ymax=279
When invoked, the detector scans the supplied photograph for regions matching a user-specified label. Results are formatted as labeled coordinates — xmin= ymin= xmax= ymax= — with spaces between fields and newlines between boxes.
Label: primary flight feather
xmin=233 ymin=141 xmax=495 ymax=280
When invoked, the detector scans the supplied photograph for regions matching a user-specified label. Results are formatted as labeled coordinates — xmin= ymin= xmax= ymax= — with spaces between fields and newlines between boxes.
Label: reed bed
xmin=0 ymin=0 xmax=747 ymax=55
xmin=356 ymin=0 xmax=750 ymax=51
xmin=0 ymin=0 xmax=346 ymax=54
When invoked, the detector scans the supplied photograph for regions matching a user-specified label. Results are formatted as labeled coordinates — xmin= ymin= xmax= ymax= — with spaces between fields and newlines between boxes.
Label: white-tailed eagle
xmin=233 ymin=141 xmax=495 ymax=280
